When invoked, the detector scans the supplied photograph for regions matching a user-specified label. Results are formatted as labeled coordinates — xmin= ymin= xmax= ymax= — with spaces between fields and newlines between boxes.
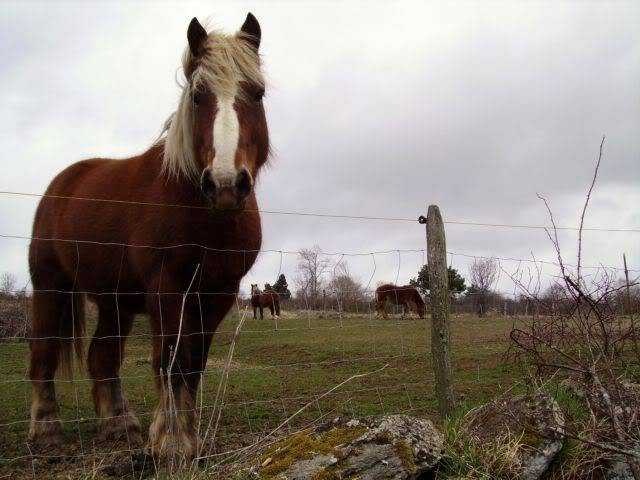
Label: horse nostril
xmin=235 ymin=168 xmax=253 ymax=199
xmin=201 ymin=169 xmax=217 ymax=198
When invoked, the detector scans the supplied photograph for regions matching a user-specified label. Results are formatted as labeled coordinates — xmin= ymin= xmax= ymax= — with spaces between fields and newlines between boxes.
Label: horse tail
xmin=375 ymin=287 xmax=383 ymax=302
xmin=59 ymin=293 xmax=86 ymax=376
xmin=275 ymin=296 xmax=281 ymax=316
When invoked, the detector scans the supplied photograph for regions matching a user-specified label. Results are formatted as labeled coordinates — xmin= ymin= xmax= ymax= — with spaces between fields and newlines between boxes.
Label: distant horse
xmin=251 ymin=284 xmax=280 ymax=319
xmin=28 ymin=14 xmax=267 ymax=459
xmin=375 ymin=284 xmax=426 ymax=319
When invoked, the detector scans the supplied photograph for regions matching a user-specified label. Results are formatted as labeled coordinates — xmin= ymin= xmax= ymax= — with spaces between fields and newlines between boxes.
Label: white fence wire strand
xmin=2 ymin=189 xmax=640 ymax=232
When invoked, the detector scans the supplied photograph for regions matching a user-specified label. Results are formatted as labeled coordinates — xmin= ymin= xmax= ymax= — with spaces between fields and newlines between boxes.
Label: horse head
xmin=162 ymin=13 xmax=269 ymax=211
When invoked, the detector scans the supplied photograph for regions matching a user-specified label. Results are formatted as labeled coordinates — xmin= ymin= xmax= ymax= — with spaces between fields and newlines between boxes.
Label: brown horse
xmin=28 ymin=14 xmax=268 ymax=459
xmin=250 ymin=284 xmax=280 ymax=319
xmin=375 ymin=284 xmax=426 ymax=319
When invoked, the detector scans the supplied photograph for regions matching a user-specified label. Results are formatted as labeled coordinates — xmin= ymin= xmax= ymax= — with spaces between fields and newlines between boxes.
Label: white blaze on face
xmin=210 ymin=96 xmax=240 ymax=186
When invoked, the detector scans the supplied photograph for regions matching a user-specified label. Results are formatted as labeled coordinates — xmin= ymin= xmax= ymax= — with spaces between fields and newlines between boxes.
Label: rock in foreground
xmin=462 ymin=392 xmax=565 ymax=480
xmin=258 ymin=414 xmax=443 ymax=479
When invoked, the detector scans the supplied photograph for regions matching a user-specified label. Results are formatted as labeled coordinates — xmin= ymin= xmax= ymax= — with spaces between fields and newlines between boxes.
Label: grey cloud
xmin=0 ymin=1 xmax=638 ymax=294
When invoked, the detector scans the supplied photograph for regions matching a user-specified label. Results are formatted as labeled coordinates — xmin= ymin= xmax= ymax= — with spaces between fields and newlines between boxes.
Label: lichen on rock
xmin=259 ymin=426 xmax=366 ymax=478
xmin=257 ymin=414 xmax=443 ymax=480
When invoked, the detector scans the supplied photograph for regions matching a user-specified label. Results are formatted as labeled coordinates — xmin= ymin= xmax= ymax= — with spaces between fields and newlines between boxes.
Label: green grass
xmin=0 ymin=309 xmax=522 ymax=478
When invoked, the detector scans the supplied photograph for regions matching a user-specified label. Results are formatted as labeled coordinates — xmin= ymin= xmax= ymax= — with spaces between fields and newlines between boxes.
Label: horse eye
xmin=193 ymin=91 xmax=202 ymax=106
xmin=253 ymin=87 xmax=265 ymax=103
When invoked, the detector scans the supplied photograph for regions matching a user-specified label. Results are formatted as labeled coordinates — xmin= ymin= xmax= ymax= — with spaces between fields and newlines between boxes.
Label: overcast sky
xmin=1 ymin=0 xmax=638 ymax=298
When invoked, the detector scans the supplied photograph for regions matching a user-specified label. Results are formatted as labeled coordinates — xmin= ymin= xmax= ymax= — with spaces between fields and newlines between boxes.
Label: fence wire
xmin=0 ymin=199 xmax=638 ymax=477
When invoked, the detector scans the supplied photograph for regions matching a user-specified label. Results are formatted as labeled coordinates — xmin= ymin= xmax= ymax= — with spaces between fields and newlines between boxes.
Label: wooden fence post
xmin=322 ymin=289 xmax=326 ymax=314
xmin=623 ymin=253 xmax=632 ymax=315
xmin=424 ymin=205 xmax=455 ymax=417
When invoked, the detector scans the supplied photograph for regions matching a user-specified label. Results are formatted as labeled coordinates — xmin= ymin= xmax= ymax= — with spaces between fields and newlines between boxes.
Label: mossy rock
xmin=257 ymin=415 xmax=443 ymax=480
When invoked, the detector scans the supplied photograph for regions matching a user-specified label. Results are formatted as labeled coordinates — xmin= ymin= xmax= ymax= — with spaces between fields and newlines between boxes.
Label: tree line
xmin=3 ymin=253 xmax=638 ymax=318
xmin=269 ymin=248 xmax=640 ymax=317
xmin=284 ymin=246 xmax=505 ymax=316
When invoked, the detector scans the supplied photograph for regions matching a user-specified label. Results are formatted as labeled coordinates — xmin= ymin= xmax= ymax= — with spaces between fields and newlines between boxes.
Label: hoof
xmin=147 ymin=384 xmax=197 ymax=462
xmin=147 ymin=429 xmax=198 ymax=461
xmin=148 ymin=408 xmax=198 ymax=461
xmin=29 ymin=416 xmax=65 ymax=450
xmin=97 ymin=413 xmax=143 ymax=446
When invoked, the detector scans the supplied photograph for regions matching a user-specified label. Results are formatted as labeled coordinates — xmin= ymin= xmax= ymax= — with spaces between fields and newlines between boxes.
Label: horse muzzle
xmin=201 ymin=167 xmax=253 ymax=211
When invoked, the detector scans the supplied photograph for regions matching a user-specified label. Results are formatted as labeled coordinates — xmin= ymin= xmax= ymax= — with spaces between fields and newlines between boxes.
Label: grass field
xmin=0 ymin=308 xmax=524 ymax=478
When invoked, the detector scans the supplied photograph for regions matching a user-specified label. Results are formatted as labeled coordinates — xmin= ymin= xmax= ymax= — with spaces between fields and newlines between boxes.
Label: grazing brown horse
xmin=250 ymin=284 xmax=280 ymax=319
xmin=375 ymin=284 xmax=426 ymax=319
xmin=28 ymin=14 xmax=268 ymax=459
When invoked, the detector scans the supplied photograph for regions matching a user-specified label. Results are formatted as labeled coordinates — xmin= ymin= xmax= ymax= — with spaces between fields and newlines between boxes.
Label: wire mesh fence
xmin=0 ymin=190 xmax=638 ymax=477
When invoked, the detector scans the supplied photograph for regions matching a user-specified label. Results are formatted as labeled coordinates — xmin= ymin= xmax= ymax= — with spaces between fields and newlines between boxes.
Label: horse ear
xmin=240 ymin=12 xmax=261 ymax=50
xmin=187 ymin=17 xmax=208 ymax=57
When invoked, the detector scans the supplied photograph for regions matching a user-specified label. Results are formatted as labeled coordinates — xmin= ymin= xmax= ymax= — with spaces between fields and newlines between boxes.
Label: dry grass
xmin=436 ymin=407 xmax=525 ymax=479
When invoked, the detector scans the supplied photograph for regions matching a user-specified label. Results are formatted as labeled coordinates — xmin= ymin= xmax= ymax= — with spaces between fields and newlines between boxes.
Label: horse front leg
xmin=184 ymin=294 xmax=235 ymax=452
xmin=184 ymin=331 xmax=213 ymax=400
xmin=146 ymin=290 xmax=197 ymax=461
xmin=88 ymin=300 xmax=141 ymax=445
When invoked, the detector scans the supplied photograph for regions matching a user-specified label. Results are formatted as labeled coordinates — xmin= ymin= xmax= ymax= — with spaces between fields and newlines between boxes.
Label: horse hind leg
xmin=29 ymin=272 xmax=83 ymax=448
xmin=88 ymin=300 xmax=141 ymax=445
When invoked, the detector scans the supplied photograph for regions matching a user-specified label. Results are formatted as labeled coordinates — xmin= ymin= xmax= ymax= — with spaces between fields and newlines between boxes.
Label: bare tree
xmin=469 ymin=257 xmax=499 ymax=291
xmin=327 ymin=261 xmax=367 ymax=313
xmin=1 ymin=272 xmax=16 ymax=297
xmin=468 ymin=258 xmax=498 ymax=317
xmin=541 ymin=281 xmax=570 ymax=315
xmin=295 ymin=246 xmax=331 ymax=310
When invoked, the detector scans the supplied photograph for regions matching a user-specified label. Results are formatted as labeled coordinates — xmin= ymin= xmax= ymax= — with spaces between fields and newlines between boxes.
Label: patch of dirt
xmin=0 ymin=434 xmax=148 ymax=479
xmin=205 ymin=358 xmax=253 ymax=370
xmin=126 ymin=356 xmax=253 ymax=371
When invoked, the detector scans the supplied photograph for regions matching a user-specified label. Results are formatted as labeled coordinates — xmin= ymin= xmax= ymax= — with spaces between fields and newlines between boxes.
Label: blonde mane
xmin=160 ymin=29 xmax=264 ymax=181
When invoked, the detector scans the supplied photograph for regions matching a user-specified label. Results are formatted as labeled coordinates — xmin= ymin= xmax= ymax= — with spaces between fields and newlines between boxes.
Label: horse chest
xmin=122 ymin=206 xmax=260 ymax=284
